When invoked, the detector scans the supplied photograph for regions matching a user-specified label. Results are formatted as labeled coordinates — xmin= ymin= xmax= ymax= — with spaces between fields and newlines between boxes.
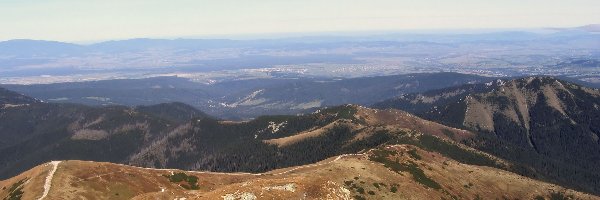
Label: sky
xmin=1 ymin=0 xmax=599 ymax=42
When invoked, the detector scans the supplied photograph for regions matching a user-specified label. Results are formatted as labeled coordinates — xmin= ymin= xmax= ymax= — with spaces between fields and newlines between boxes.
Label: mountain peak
xmin=373 ymin=76 xmax=600 ymax=194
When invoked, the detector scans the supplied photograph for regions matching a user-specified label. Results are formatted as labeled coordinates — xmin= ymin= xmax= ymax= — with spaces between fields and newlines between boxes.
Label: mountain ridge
xmin=0 ymin=85 xmax=478 ymax=181
xmin=2 ymin=144 xmax=597 ymax=199
xmin=373 ymin=76 xmax=600 ymax=194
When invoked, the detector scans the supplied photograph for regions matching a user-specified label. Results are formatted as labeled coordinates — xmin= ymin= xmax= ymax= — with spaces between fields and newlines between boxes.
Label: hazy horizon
xmin=1 ymin=25 xmax=597 ymax=45
xmin=2 ymin=0 xmax=599 ymax=42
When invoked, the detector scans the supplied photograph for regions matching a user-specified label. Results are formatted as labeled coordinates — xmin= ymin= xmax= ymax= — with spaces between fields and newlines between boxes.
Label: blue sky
xmin=1 ymin=0 xmax=598 ymax=42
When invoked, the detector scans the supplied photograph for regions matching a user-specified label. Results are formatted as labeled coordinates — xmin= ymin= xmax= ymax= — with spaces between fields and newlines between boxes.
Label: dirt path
xmin=271 ymin=153 xmax=366 ymax=176
xmin=117 ymin=152 xmax=366 ymax=178
xmin=38 ymin=161 xmax=61 ymax=200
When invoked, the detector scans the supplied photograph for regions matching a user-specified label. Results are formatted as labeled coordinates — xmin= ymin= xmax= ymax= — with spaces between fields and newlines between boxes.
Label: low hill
xmin=2 ymin=144 xmax=597 ymax=200
xmin=127 ymin=105 xmax=475 ymax=174
xmin=0 ymin=86 xmax=475 ymax=181
xmin=0 ymin=89 xmax=207 ymax=179
xmin=0 ymin=87 xmax=39 ymax=106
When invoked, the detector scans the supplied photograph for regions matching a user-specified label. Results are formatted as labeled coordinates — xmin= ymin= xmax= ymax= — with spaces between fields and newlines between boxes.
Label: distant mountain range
xmin=1 ymin=75 xmax=600 ymax=198
xmin=1 ymin=28 xmax=599 ymax=86
xmin=576 ymin=24 xmax=600 ymax=32
xmin=1 ymin=29 xmax=598 ymax=59
xmin=2 ymin=25 xmax=599 ymax=55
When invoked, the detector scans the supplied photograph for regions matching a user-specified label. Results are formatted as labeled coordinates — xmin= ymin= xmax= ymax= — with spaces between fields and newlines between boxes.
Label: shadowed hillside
xmin=374 ymin=77 xmax=600 ymax=194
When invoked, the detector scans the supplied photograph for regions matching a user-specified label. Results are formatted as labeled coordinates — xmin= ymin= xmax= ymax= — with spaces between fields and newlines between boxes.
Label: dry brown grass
xmin=264 ymin=119 xmax=361 ymax=147
xmin=462 ymin=79 xmax=585 ymax=134
xmin=354 ymin=106 xmax=474 ymax=141
xmin=0 ymin=163 xmax=55 ymax=200
xmin=4 ymin=143 xmax=596 ymax=199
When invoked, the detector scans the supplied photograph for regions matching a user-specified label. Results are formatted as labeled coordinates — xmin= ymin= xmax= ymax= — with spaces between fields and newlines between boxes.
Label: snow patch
xmin=84 ymin=96 xmax=110 ymax=102
xmin=1 ymin=104 xmax=29 ymax=109
xmin=291 ymin=100 xmax=323 ymax=110
xmin=324 ymin=181 xmax=351 ymax=200
xmin=340 ymin=187 xmax=351 ymax=198
xmin=496 ymin=79 xmax=505 ymax=86
xmin=48 ymin=97 xmax=69 ymax=101
xmin=222 ymin=89 xmax=266 ymax=108
xmin=262 ymin=183 xmax=296 ymax=192
xmin=267 ymin=121 xmax=287 ymax=133
xmin=222 ymin=192 xmax=256 ymax=200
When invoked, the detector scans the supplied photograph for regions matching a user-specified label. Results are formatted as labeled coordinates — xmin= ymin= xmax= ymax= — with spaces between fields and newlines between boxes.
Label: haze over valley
xmin=1 ymin=26 xmax=599 ymax=86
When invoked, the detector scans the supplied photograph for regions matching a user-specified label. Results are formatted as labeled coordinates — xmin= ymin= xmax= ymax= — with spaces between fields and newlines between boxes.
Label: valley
xmin=1 ymin=75 xmax=600 ymax=199
xmin=3 ymin=1 xmax=599 ymax=199
xmin=2 ymin=72 xmax=492 ymax=119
